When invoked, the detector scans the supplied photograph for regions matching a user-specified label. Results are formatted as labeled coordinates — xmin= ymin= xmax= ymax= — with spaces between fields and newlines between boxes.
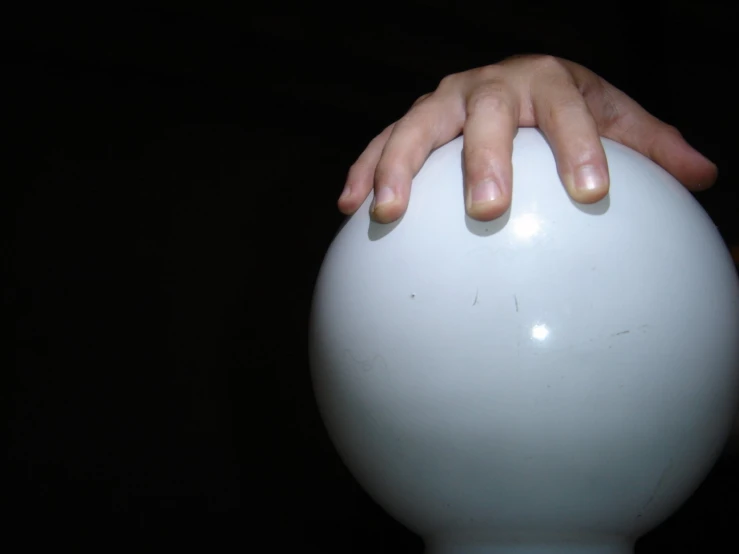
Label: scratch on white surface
xmin=636 ymin=459 xmax=674 ymax=521
xmin=343 ymin=349 xmax=388 ymax=373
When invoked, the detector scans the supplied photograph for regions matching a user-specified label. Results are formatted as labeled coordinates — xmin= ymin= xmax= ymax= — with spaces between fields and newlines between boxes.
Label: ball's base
xmin=425 ymin=541 xmax=632 ymax=554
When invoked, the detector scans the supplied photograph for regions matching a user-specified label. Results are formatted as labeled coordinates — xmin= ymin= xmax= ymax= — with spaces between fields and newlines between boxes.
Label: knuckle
xmin=464 ymin=140 xmax=508 ymax=175
xmin=378 ymin=142 xmax=427 ymax=183
xmin=393 ymin=110 xmax=418 ymax=133
xmin=411 ymin=92 xmax=432 ymax=107
xmin=578 ymin=73 xmax=606 ymax=99
xmin=500 ymin=53 xmax=530 ymax=64
xmin=546 ymin=98 xmax=588 ymax=125
xmin=347 ymin=161 xmax=361 ymax=179
xmin=396 ymin=102 xmax=449 ymax=145
xmin=437 ymin=72 xmax=462 ymax=91
xmin=464 ymin=143 xmax=497 ymax=161
xmin=530 ymin=54 xmax=566 ymax=73
xmin=393 ymin=112 xmax=428 ymax=141
xmin=467 ymin=64 xmax=503 ymax=82
xmin=663 ymin=123 xmax=683 ymax=138
xmin=467 ymin=83 xmax=511 ymax=114
xmin=463 ymin=147 xmax=498 ymax=176
xmin=409 ymin=94 xmax=443 ymax=119
xmin=380 ymin=122 xmax=396 ymax=136
xmin=375 ymin=149 xmax=413 ymax=182
xmin=347 ymin=159 xmax=370 ymax=181
xmin=439 ymin=64 xmax=504 ymax=92
xmin=574 ymin=144 xmax=605 ymax=166
xmin=373 ymin=160 xmax=396 ymax=186
xmin=589 ymin=82 xmax=623 ymax=131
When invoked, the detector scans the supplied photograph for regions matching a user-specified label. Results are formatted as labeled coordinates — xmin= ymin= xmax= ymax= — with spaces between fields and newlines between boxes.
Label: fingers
xmin=529 ymin=59 xmax=610 ymax=204
xmin=341 ymin=54 xmax=718 ymax=226
xmin=338 ymin=124 xmax=395 ymax=215
xmin=461 ymin=78 xmax=518 ymax=220
xmin=370 ymin=91 xmax=466 ymax=223
xmin=339 ymin=95 xmax=435 ymax=216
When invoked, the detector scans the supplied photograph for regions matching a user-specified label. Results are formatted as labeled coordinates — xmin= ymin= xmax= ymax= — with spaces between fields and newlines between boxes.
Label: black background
xmin=5 ymin=4 xmax=738 ymax=552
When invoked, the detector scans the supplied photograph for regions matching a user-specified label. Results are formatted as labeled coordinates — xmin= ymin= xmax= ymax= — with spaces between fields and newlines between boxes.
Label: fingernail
xmin=574 ymin=165 xmax=606 ymax=191
xmin=373 ymin=186 xmax=396 ymax=209
xmin=339 ymin=185 xmax=352 ymax=201
xmin=470 ymin=179 xmax=502 ymax=205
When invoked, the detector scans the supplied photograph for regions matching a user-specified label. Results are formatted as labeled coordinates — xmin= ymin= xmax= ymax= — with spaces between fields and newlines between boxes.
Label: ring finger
xmin=530 ymin=67 xmax=609 ymax=203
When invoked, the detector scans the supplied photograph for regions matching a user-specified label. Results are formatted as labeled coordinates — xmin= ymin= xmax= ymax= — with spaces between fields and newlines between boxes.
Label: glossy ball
xmin=309 ymin=129 xmax=739 ymax=551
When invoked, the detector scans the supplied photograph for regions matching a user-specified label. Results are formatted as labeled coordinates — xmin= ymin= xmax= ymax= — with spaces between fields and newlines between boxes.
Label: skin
xmin=338 ymin=55 xmax=718 ymax=223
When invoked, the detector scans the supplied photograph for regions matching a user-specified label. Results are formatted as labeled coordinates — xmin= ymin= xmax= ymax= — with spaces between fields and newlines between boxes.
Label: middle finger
xmin=462 ymin=77 xmax=519 ymax=220
xmin=530 ymin=61 xmax=610 ymax=204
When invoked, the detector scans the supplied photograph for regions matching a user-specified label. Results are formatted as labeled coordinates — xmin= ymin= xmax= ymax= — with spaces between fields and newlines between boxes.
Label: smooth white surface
xmin=309 ymin=128 xmax=739 ymax=553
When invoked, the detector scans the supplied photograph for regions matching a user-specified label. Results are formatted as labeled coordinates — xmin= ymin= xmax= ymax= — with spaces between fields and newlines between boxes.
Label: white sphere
xmin=309 ymin=128 xmax=739 ymax=554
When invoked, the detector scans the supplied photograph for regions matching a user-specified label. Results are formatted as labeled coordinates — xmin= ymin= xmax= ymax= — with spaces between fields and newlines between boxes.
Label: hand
xmin=338 ymin=55 xmax=718 ymax=223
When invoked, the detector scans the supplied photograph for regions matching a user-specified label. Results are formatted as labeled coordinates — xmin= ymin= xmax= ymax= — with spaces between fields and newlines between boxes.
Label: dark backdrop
xmin=5 ymin=4 xmax=737 ymax=552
